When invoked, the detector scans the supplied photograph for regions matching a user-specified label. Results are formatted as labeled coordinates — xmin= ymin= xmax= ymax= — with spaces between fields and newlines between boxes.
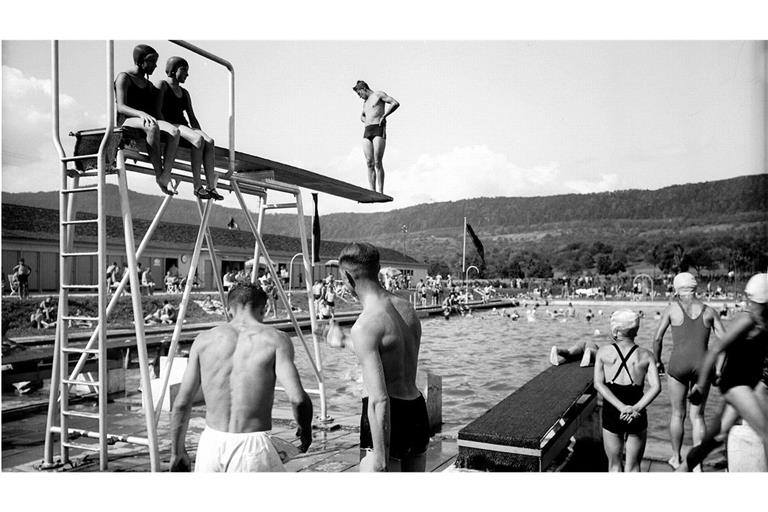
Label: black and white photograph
xmin=1 ymin=2 xmax=766 ymax=510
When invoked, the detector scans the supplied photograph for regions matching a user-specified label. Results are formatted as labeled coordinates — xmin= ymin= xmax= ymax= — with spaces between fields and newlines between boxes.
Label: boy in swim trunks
xmin=170 ymin=283 xmax=313 ymax=472
xmin=677 ymin=273 xmax=768 ymax=471
xmin=594 ymin=310 xmax=661 ymax=472
xmin=353 ymin=80 xmax=400 ymax=193
xmin=652 ymin=272 xmax=725 ymax=469
xmin=325 ymin=242 xmax=429 ymax=471
xmin=115 ymin=44 xmax=180 ymax=196
xmin=157 ymin=56 xmax=223 ymax=201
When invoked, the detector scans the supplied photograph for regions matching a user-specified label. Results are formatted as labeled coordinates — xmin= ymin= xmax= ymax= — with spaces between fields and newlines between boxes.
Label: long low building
xmin=2 ymin=203 xmax=427 ymax=293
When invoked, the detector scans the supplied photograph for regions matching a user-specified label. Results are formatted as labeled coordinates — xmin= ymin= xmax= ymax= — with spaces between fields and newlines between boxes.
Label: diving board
xmin=71 ymin=128 xmax=392 ymax=203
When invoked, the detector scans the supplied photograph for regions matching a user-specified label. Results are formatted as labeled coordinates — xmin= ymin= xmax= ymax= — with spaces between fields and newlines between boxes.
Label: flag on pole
xmin=466 ymin=222 xmax=485 ymax=264
xmin=311 ymin=193 xmax=321 ymax=264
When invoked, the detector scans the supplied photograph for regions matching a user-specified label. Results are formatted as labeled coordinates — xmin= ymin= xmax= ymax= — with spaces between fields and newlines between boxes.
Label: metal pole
xmin=294 ymin=192 xmax=327 ymax=421
xmin=195 ymin=198 xmax=230 ymax=320
xmin=116 ymin=150 xmax=159 ymax=471
xmin=288 ymin=252 xmax=303 ymax=291
xmin=95 ymin=39 xmax=115 ymax=471
xmin=154 ymin=200 xmax=214 ymax=426
xmin=66 ymin=192 xmax=176 ymax=383
xmin=250 ymin=200 xmax=266 ymax=283
xmin=462 ymin=216 xmax=467 ymax=275
xmin=43 ymin=39 xmax=64 ymax=468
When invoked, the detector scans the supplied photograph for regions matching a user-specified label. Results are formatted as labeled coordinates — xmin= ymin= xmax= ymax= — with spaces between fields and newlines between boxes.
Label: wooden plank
xmin=72 ymin=129 xmax=392 ymax=204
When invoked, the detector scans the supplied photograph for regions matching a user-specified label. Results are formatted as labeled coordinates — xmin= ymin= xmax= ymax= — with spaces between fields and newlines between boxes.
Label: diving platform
xmin=72 ymin=127 xmax=392 ymax=204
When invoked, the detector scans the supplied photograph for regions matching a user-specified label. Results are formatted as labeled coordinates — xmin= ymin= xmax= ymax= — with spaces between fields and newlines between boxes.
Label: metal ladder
xmin=43 ymin=41 xmax=159 ymax=471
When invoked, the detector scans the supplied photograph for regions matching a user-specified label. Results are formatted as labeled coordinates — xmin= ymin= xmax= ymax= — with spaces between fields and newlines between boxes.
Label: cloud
xmin=2 ymin=66 xmax=85 ymax=191
xmin=564 ymin=173 xmax=619 ymax=194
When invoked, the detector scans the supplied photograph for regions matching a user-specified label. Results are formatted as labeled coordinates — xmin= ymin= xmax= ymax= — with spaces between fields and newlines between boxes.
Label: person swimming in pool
xmin=115 ymin=44 xmax=180 ymax=195
xmin=157 ymin=56 xmax=224 ymax=201
xmin=353 ymin=80 xmax=400 ymax=193
xmin=652 ymin=272 xmax=726 ymax=469
xmin=595 ymin=310 xmax=661 ymax=472
xmin=325 ymin=242 xmax=428 ymax=472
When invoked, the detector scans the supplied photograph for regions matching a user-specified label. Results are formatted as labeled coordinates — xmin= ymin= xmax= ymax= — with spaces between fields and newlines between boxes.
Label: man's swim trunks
xmin=363 ymin=122 xmax=386 ymax=141
xmin=360 ymin=394 xmax=430 ymax=460
xmin=668 ymin=300 xmax=711 ymax=387
xmin=194 ymin=426 xmax=285 ymax=472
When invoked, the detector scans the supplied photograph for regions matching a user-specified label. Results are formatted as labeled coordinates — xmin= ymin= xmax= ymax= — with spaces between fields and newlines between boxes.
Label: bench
xmin=456 ymin=361 xmax=600 ymax=471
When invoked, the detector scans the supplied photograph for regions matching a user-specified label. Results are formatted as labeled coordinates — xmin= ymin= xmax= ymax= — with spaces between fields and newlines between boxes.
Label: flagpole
xmin=462 ymin=215 xmax=467 ymax=275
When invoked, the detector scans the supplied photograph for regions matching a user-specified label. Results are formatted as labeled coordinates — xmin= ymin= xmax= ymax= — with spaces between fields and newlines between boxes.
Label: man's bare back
xmin=171 ymin=285 xmax=311 ymax=471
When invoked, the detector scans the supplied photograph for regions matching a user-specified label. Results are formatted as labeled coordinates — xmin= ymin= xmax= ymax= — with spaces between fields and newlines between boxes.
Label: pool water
xmin=283 ymin=305 xmax=728 ymax=456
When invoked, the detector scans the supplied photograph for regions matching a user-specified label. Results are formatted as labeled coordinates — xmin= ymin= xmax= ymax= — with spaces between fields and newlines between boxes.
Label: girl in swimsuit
xmin=594 ymin=310 xmax=661 ymax=472
xmin=678 ymin=273 xmax=768 ymax=471
xmin=115 ymin=44 xmax=180 ymax=195
xmin=652 ymin=272 xmax=725 ymax=469
xmin=157 ymin=56 xmax=223 ymax=201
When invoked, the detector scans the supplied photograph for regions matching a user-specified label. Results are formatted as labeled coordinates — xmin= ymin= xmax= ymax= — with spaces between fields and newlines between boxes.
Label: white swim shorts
xmin=194 ymin=426 xmax=286 ymax=472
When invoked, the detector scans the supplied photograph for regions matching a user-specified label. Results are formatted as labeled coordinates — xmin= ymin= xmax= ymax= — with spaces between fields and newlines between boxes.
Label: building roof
xmin=2 ymin=203 xmax=420 ymax=265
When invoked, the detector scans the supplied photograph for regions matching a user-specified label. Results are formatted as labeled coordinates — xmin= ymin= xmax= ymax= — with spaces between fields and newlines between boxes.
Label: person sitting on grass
xmin=144 ymin=305 xmax=163 ymax=325
xmin=161 ymin=300 xmax=178 ymax=325
xmin=69 ymin=308 xmax=93 ymax=329
xmin=30 ymin=307 xmax=55 ymax=329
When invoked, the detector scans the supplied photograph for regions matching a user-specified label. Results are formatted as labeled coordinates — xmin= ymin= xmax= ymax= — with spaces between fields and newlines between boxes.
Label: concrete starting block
xmin=456 ymin=361 xmax=600 ymax=471
xmin=417 ymin=370 xmax=442 ymax=434
xmin=728 ymin=422 xmax=768 ymax=472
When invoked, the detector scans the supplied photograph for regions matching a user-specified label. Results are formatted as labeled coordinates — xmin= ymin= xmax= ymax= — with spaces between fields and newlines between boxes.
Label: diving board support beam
xmin=195 ymin=197 xmax=230 ymax=320
xmin=154 ymin=199 xmax=215 ymax=427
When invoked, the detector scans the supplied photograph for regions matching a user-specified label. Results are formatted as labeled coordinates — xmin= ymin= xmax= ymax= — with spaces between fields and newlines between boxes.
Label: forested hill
xmin=3 ymin=174 xmax=766 ymax=239
xmin=260 ymin=173 xmax=767 ymax=238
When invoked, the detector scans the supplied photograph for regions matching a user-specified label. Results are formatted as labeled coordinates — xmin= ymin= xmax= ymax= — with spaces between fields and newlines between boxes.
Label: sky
xmin=1 ymin=26 xmax=767 ymax=219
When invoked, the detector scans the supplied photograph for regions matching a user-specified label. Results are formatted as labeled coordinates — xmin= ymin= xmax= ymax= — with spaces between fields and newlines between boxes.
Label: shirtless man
xmin=325 ymin=242 xmax=429 ymax=472
xmin=594 ymin=310 xmax=661 ymax=472
xmin=652 ymin=272 xmax=725 ymax=469
xmin=170 ymin=283 xmax=312 ymax=472
xmin=115 ymin=44 xmax=180 ymax=195
xmin=353 ymin=80 xmax=400 ymax=193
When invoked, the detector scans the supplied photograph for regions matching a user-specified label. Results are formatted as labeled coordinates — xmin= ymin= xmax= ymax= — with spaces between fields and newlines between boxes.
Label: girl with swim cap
xmin=157 ymin=56 xmax=223 ymax=201
xmin=115 ymin=44 xmax=181 ymax=195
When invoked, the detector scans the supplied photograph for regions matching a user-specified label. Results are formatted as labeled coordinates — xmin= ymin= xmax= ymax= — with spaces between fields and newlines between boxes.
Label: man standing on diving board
xmin=353 ymin=80 xmax=400 ymax=194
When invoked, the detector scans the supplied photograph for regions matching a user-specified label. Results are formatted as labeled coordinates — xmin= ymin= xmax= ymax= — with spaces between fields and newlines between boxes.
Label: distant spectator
xmin=12 ymin=258 xmax=31 ymax=300
xmin=30 ymin=307 xmax=54 ymax=329
xmin=106 ymin=261 xmax=119 ymax=288
xmin=161 ymin=300 xmax=177 ymax=325
xmin=142 ymin=266 xmax=156 ymax=296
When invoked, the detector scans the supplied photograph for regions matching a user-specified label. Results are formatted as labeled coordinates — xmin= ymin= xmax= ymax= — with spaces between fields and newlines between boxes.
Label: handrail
xmin=169 ymin=40 xmax=235 ymax=181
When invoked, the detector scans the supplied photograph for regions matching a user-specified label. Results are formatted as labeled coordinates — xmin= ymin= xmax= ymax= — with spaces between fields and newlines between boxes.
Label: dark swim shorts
xmin=363 ymin=122 xmax=386 ymax=141
xmin=601 ymin=383 xmax=647 ymax=435
xmin=360 ymin=394 xmax=430 ymax=460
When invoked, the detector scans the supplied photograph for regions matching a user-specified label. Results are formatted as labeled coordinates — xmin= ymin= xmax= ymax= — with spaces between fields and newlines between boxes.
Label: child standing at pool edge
xmin=594 ymin=309 xmax=661 ymax=472
xmin=157 ymin=56 xmax=224 ymax=201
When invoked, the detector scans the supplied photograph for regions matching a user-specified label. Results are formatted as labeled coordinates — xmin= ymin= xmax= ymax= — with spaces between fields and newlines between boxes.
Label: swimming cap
xmin=133 ymin=44 xmax=158 ymax=65
xmin=673 ymin=272 xmax=697 ymax=295
xmin=610 ymin=309 xmax=640 ymax=336
xmin=745 ymin=273 xmax=768 ymax=304
xmin=166 ymin=56 xmax=189 ymax=77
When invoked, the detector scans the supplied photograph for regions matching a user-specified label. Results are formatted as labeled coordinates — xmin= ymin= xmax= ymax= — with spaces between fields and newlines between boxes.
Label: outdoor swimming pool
xmin=282 ymin=304 xmax=728 ymax=456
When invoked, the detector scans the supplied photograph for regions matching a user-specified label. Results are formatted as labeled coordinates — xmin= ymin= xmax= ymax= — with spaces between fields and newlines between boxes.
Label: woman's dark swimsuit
xmin=115 ymin=72 xmax=156 ymax=126
xmin=360 ymin=394 xmax=430 ymax=460
xmin=718 ymin=322 xmax=768 ymax=392
xmin=363 ymin=121 xmax=386 ymax=141
xmin=668 ymin=300 xmax=711 ymax=387
xmin=602 ymin=344 xmax=648 ymax=435
xmin=161 ymin=85 xmax=190 ymax=126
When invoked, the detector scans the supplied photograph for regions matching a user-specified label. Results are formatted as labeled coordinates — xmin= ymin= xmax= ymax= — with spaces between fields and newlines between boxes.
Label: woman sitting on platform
xmin=157 ymin=56 xmax=223 ymax=201
xmin=115 ymin=44 xmax=180 ymax=196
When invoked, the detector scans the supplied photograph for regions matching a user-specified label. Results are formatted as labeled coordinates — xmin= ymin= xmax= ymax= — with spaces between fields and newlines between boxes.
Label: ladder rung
xmin=61 ymin=442 xmax=101 ymax=452
xmin=62 ymin=379 xmax=100 ymax=387
xmin=61 ymin=186 xmax=99 ymax=194
xmin=61 ymin=154 xmax=100 ymax=162
xmin=62 ymin=284 xmax=100 ymax=289
xmin=62 ymin=219 xmax=98 ymax=225
xmin=62 ymin=315 xmax=99 ymax=322
xmin=62 ymin=410 xmax=100 ymax=419
xmin=61 ymin=347 xmax=100 ymax=355
xmin=62 ymin=252 xmax=99 ymax=257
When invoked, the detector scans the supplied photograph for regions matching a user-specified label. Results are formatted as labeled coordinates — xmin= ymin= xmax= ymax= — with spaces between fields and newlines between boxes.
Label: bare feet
xmin=667 ymin=455 xmax=681 ymax=469
xmin=156 ymin=178 xmax=177 ymax=196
